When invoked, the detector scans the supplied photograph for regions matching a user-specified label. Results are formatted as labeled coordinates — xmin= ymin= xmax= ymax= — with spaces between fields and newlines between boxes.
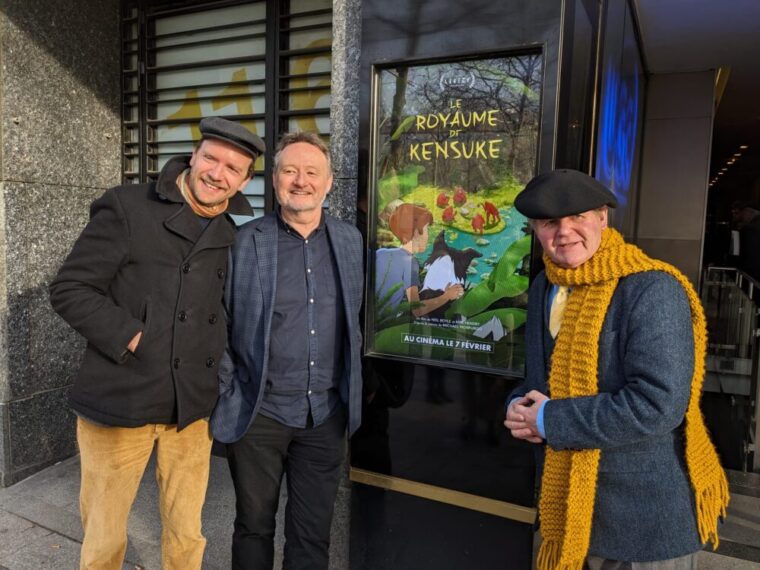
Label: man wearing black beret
xmin=505 ymin=169 xmax=728 ymax=569
xmin=50 ymin=117 xmax=263 ymax=569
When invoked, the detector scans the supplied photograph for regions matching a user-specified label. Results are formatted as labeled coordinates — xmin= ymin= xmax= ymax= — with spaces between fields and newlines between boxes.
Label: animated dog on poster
xmin=419 ymin=230 xmax=482 ymax=318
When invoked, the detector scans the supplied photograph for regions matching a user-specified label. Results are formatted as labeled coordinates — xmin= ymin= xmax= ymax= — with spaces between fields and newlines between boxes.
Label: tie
xmin=549 ymin=286 xmax=569 ymax=338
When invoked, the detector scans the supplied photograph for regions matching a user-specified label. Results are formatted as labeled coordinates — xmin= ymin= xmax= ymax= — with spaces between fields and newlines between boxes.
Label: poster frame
xmin=362 ymin=47 xmax=545 ymax=377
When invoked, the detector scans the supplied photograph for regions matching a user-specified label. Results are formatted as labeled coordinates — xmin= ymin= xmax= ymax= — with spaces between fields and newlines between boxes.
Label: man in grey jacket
xmin=504 ymin=169 xmax=727 ymax=570
xmin=50 ymin=117 xmax=263 ymax=570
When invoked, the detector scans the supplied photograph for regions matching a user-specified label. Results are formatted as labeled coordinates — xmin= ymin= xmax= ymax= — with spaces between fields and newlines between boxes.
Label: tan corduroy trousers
xmin=76 ymin=418 xmax=213 ymax=570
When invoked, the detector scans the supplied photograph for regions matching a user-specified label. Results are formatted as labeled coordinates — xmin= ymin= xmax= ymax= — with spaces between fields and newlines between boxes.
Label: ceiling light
xmin=740 ymin=145 xmax=749 ymax=149
xmin=734 ymin=153 xmax=741 ymax=157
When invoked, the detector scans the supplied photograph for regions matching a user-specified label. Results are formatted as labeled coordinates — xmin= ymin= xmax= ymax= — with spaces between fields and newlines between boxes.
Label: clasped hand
xmin=503 ymin=389 xmax=548 ymax=444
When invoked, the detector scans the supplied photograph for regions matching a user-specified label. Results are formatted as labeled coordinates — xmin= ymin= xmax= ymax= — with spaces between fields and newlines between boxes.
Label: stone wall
xmin=0 ymin=0 xmax=121 ymax=486
xmin=327 ymin=0 xmax=362 ymax=567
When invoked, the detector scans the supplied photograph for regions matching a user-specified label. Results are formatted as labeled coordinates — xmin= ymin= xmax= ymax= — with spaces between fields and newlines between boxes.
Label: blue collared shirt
xmin=259 ymin=212 xmax=345 ymax=428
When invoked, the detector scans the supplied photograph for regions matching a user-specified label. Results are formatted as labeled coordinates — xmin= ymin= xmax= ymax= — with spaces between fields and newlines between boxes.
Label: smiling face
xmin=273 ymin=141 xmax=333 ymax=217
xmin=532 ymin=207 xmax=608 ymax=268
xmin=186 ymin=138 xmax=253 ymax=206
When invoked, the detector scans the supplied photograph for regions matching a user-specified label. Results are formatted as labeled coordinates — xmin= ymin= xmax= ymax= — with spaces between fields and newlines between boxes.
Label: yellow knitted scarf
xmin=537 ymin=228 xmax=729 ymax=570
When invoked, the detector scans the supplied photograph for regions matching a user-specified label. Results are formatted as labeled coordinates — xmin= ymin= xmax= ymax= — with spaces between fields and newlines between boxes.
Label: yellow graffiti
xmin=213 ymin=68 xmax=255 ymax=117
xmin=290 ymin=38 xmax=332 ymax=133
xmin=167 ymin=88 xmax=203 ymax=140
xmin=165 ymin=35 xmax=332 ymax=148
xmin=166 ymin=69 xmax=258 ymax=141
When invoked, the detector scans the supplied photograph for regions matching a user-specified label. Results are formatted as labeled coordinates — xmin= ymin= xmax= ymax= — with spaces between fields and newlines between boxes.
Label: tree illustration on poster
xmin=366 ymin=52 xmax=543 ymax=375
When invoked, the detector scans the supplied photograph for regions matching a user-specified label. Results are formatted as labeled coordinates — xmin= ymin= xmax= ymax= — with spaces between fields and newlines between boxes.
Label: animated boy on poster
xmin=375 ymin=203 xmax=463 ymax=318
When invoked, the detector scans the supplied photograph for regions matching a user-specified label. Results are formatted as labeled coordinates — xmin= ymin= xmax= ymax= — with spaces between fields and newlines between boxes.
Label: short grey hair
xmin=273 ymin=132 xmax=332 ymax=175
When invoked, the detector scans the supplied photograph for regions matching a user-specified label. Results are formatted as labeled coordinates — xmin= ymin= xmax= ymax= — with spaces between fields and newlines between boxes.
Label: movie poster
xmin=365 ymin=53 xmax=543 ymax=374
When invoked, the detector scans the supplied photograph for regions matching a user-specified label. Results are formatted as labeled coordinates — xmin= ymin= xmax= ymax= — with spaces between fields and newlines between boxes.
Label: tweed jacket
xmin=210 ymin=211 xmax=364 ymax=443
xmin=514 ymin=270 xmax=703 ymax=562
xmin=49 ymin=156 xmax=252 ymax=428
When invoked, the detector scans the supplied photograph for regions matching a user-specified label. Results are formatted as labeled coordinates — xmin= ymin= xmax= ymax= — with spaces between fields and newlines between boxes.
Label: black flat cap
xmin=514 ymin=169 xmax=617 ymax=219
xmin=199 ymin=117 xmax=265 ymax=159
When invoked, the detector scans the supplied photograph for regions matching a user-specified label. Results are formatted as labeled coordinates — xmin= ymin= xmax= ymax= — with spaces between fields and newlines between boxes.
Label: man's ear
xmin=599 ymin=206 xmax=609 ymax=228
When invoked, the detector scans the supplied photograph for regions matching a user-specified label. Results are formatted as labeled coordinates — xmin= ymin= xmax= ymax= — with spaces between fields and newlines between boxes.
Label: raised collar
xmin=155 ymin=155 xmax=253 ymax=216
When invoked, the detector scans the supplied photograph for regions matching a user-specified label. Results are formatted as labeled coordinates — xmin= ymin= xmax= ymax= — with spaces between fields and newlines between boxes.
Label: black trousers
xmin=227 ymin=410 xmax=347 ymax=570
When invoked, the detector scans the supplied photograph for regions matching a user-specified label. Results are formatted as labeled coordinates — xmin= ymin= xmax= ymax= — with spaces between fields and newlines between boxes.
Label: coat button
xmin=182 ymin=263 xmax=190 ymax=273
xmin=178 ymin=311 xmax=187 ymax=322
xmin=208 ymin=314 xmax=217 ymax=324
xmin=206 ymin=357 xmax=215 ymax=368
xmin=173 ymin=358 xmax=181 ymax=369
xmin=217 ymin=268 xmax=224 ymax=279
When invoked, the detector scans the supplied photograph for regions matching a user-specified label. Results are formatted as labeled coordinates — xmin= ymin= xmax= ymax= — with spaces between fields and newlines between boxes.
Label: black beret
xmin=199 ymin=117 xmax=265 ymax=159
xmin=514 ymin=169 xmax=618 ymax=219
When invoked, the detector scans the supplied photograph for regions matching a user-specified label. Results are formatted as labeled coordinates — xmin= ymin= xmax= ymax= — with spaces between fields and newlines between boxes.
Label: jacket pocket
xmin=133 ymin=297 xmax=152 ymax=359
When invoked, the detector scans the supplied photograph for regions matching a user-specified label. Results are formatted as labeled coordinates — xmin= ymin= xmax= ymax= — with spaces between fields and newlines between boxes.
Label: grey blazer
xmin=210 ymin=212 xmax=364 ymax=443
xmin=514 ymin=270 xmax=704 ymax=562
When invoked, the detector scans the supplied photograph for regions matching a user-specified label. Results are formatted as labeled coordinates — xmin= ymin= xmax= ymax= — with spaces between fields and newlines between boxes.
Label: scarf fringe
xmin=537 ymin=540 xmax=584 ymax=570
xmin=695 ymin=472 xmax=730 ymax=548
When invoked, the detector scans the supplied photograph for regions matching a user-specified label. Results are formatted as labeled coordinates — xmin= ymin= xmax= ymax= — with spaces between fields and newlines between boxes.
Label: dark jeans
xmin=227 ymin=410 xmax=347 ymax=570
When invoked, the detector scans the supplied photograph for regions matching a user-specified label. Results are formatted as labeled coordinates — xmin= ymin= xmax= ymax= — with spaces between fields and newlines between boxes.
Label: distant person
xmin=504 ymin=169 xmax=729 ymax=569
xmin=50 ymin=117 xmax=263 ymax=569
xmin=210 ymin=132 xmax=364 ymax=569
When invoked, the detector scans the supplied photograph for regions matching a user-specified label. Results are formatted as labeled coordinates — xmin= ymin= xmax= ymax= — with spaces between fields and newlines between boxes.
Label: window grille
xmin=121 ymin=0 xmax=333 ymax=217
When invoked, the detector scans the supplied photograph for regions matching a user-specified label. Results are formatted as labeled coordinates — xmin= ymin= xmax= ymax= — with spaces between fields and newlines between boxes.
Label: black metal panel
xmin=350 ymin=484 xmax=534 ymax=570
xmin=352 ymin=1 xmax=571 ymax=566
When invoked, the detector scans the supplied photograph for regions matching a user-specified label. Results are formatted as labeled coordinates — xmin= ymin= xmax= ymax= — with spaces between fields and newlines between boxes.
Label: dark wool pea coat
xmin=50 ymin=156 xmax=252 ymax=429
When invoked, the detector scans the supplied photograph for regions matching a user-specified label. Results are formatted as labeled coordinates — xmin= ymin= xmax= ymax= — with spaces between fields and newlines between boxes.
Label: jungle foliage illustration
xmin=367 ymin=54 xmax=543 ymax=374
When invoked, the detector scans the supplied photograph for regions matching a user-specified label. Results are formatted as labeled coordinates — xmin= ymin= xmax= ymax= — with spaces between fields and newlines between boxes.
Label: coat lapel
xmin=164 ymin=204 xmax=203 ymax=244
xmin=325 ymin=216 xmax=355 ymax=320
xmin=253 ymin=215 xmax=279 ymax=334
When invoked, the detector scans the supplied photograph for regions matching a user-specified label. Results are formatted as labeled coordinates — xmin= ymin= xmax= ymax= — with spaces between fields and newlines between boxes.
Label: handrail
xmin=701 ymin=265 xmax=759 ymax=472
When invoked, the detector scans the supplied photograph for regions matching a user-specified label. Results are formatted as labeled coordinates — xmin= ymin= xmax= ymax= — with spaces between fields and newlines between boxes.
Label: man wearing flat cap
xmin=504 ymin=169 xmax=728 ymax=569
xmin=50 ymin=116 xmax=264 ymax=569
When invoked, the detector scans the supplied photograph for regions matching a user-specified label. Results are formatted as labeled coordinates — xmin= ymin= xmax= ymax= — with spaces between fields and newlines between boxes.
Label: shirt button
xmin=173 ymin=358 xmax=180 ymax=369
xmin=307 ymin=268 xmax=312 ymax=273
xmin=309 ymin=298 xmax=314 ymax=304
xmin=310 ymin=329 xmax=315 ymax=335
xmin=310 ymin=361 xmax=315 ymax=366
xmin=178 ymin=311 xmax=187 ymax=322
xmin=182 ymin=263 xmax=190 ymax=273
xmin=308 ymin=390 xmax=312 ymax=395
xmin=305 ymin=239 xmax=309 ymax=244
xmin=206 ymin=357 xmax=216 ymax=368
xmin=209 ymin=314 xmax=218 ymax=324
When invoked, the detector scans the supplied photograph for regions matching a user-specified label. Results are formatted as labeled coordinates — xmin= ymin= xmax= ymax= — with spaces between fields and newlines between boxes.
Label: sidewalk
xmin=1 ymin=455 xmax=759 ymax=569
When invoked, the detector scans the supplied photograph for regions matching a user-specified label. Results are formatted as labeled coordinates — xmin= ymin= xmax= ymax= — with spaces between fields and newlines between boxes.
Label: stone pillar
xmin=328 ymin=0 xmax=362 ymax=224
xmin=327 ymin=0 xmax=362 ymax=567
xmin=0 ymin=0 xmax=121 ymax=486
xmin=636 ymin=71 xmax=716 ymax=286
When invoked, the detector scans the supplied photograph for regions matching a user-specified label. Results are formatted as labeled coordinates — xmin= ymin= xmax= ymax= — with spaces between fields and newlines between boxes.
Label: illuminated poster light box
xmin=365 ymin=52 xmax=543 ymax=375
